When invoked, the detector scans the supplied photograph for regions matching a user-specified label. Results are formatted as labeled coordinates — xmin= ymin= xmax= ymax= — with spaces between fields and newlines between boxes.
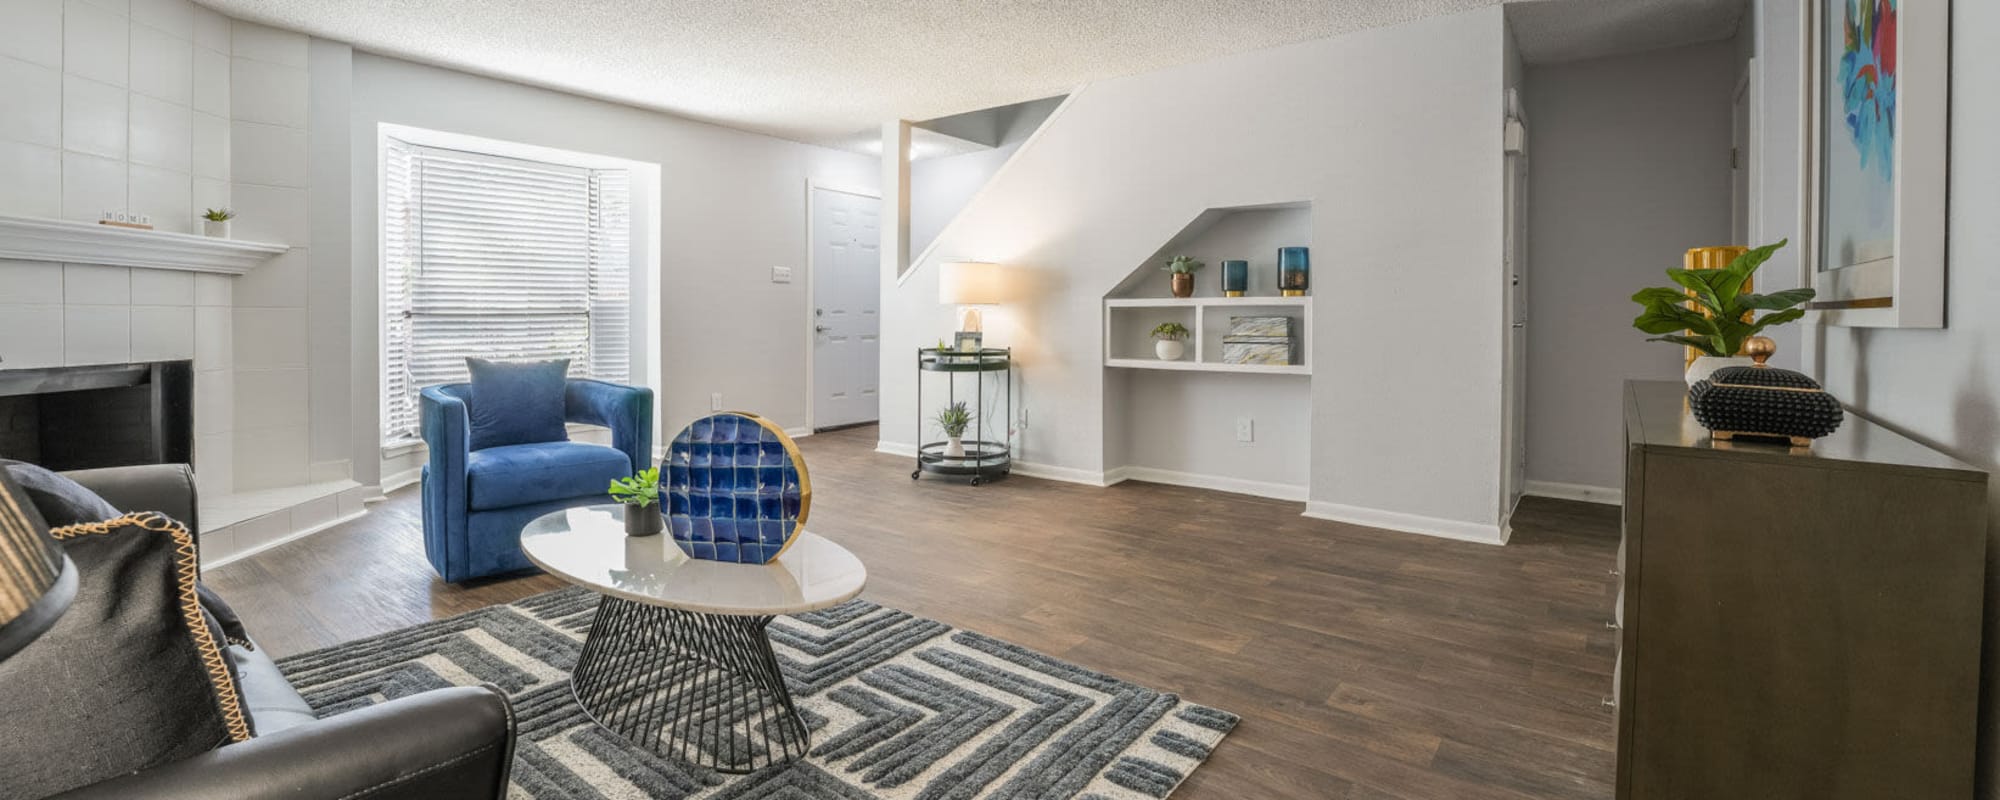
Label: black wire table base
xmin=569 ymin=596 xmax=810 ymax=774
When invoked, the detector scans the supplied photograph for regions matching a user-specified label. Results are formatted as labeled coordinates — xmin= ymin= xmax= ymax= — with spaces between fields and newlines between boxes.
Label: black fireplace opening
xmin=0 ymin=361 xmax=193 ymax=471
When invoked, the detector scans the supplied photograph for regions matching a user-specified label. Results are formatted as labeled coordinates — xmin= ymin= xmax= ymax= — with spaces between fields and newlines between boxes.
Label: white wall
xmin=910 ymin=96 xmax=1063 ymax=257
xmin=1768 ymin=1 xmax=2000 ymax=789
xmin=226 ymin=21 xmax=317 ymax=491
xmin=911 ymin=144 xmax=1018 ymax=258
xmin=1102 ymin=206 xmax=1312 ymax=494
xmin=1117 ymin=371 xmax=1310 ymax=496
xmin=1523 ymin=41 xmax=1739 ymax=492
xmin=881 ymin=7 xmax=1511 ymax=537
xmin=345 ymin=53 xmax=877 ymax=485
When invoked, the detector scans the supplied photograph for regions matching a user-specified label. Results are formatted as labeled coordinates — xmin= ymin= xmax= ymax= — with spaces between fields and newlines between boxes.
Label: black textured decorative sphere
xmin=1689 ymin=366 xmax=1844 ymax=442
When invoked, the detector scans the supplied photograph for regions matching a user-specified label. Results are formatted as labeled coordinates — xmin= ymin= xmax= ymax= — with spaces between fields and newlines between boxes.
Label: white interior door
xmin=1501 ymin=123 xmax=1530 ymax=519
xmin=811 ymin=187 xmax=881 ymax=429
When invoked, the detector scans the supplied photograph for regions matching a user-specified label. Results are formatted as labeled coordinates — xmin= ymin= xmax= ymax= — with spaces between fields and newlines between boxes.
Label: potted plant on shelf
xmin=1152 ymin=322 xmax=1190 ymax=361
xmin=1630 ymin=239 xmax=1814 ymax=385
xmin=200 ymin=208 xmax=233 ymax=239
xmin=1163 ymin=255 xmax=1204 ymax=298
xmin=934 ymin=401 xmax=973 ymax=458
xmin=608 ymin=467 xmax=664 ymax=536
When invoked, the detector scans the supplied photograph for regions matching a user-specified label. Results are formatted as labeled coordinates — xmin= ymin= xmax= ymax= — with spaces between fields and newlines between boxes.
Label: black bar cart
xmin=913 ymin=347 xmax=1011 ymax=485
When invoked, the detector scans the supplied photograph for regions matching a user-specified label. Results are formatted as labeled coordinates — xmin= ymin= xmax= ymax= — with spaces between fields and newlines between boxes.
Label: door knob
xmin=815 ymin=325 xmax=830 ymax=333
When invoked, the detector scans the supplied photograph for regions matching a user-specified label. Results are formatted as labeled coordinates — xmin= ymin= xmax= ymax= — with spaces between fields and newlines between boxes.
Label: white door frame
xmin=803 ymin=179 xmax=882 ymax=433
xmin=1500 ymin=98 xmax=1529 ymax=529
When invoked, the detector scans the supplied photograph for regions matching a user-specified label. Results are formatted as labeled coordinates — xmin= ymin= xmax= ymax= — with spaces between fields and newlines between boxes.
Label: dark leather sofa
xmin=42 ymin=465 xmax=516 ymax=800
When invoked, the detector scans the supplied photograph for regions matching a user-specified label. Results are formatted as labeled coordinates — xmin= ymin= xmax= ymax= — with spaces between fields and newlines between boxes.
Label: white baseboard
xmin=1524 ymin=480 xmax=1624 ymax=506
xmin=1302 ymin=501 xmax=1508 ymax=545
xmin=205 ymin=508 xmax=366 ymax=570
xmin=784 ymin=427 xmax=813 ymax=439
xmin=881 ymin=441 xmax=1303 ymax=498
xmin=381 ymin=465 xmax=421 ymax=494
xmin=1109 ymin=466 xmax=1306 ymax=502
xmin=875 ymin=441 xmax=1115 ymax=487
xmin=1009 ymin=459 xmax=1115 ymax=487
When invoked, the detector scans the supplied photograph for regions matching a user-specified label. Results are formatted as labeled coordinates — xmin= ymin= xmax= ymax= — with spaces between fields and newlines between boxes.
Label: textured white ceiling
xmin=197 ymin=0 xmax=1744 ymax=150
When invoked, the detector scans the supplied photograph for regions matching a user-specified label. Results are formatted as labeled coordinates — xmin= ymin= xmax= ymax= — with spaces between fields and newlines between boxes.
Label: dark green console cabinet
xmin=1617 ymin=380 xmax=1987 ymax=800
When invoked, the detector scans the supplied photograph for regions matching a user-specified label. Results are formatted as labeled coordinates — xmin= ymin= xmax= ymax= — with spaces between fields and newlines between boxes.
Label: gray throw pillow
xmin=0 ymin=513 xmax=250 ymax=799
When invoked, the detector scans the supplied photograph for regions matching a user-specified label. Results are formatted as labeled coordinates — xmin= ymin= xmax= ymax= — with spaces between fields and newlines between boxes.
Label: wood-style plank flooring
xmin=206 ymin=424 xmax=1622 ymax=799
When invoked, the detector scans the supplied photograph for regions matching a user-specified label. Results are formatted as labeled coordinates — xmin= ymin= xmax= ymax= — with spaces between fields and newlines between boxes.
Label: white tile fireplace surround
xmin=0 ymin=221 xmax=361 ymax=569
xmin=0 ymin=7 xmax=360 ymax=569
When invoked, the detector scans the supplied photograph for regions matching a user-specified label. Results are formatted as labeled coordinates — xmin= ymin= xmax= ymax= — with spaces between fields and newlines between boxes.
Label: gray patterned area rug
xmin=276 ymin=587 xmax=1237 ymax=799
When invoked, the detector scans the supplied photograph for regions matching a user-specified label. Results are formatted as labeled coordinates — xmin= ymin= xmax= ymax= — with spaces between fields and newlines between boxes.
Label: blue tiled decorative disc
xmin=665 ymin=411 xmax=811 ymax=564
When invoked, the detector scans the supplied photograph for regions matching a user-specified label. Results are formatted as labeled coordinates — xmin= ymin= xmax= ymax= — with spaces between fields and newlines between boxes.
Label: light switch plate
xmin=771 ymin=266 xmax=792 ymax=283
xmin=711 ymin=392 xmax=723 ymax=411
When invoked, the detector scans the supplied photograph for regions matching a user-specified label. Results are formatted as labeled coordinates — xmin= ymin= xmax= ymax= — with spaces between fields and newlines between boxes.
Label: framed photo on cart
xmin=1799 ymin=0 xmax=1948 ymax=328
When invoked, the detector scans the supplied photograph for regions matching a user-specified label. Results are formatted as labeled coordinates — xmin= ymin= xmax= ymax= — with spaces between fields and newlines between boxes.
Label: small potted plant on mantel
xmin=201 ymin=208 xmax=234 ymax=239
xmin=934 ymin=401 xmax=973 ymax=459
xmin=1630 ymin=239 xmax=1814 ymax=385
xmin=1152 ymin=322 xmax=1190 ymax=361
xmin=1163 ymin=255 xmax=1204 ymax=298
xmin=608 ymin=467 xmax=664 ymax=536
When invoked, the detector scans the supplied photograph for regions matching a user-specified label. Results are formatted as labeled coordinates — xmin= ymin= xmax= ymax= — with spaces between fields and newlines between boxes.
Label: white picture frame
xmin=1799 ymin=0 xmax=1948 ymax=328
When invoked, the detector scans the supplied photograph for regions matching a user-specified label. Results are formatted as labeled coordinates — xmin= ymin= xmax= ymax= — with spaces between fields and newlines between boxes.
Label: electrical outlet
xmin=1235 ymin=416 xmax=1254 ymax=443
xmin=711 ymin=392 xmax=723 ymax=411
xmin=771 ymin=266 xmax=792 ymax=283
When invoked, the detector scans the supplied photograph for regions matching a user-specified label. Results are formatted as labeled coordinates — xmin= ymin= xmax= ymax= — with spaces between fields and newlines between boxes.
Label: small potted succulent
xmin=934 ymin=401 xmax=973 ymax=458
xmin=1163 ymin=255 xmax=1204 ymax=298
xmin=1630 ymin=239 xmax=1814 ymax=385
xmin=201 ymin=208 xmax=233 ymax=239
xmin=1152 ymin=322 xmax=1190 ymax=361
xmin=608 ymin=467 xmax=664 ymax=536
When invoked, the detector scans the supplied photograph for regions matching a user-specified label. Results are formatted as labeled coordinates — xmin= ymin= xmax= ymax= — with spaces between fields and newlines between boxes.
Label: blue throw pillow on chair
xmin=465 ymin=357 xmax=571 ymax=450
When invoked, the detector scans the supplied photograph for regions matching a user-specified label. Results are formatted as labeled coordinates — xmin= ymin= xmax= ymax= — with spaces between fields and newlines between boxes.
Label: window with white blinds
xmin=381 ymin=138 xmax=631 ymax=447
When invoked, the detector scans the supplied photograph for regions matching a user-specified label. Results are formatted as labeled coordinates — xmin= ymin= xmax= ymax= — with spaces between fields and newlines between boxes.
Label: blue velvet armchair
xmin=420 ymin=380 xmax=653 ymax=582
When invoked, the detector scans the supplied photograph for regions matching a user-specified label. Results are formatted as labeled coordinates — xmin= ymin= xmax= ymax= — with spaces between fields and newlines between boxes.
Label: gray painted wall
xmin=911 ymin=143 xmax=1020 ymax=258
xmin=1780 ymin=1 xmax=2000 ymax=789
xmin=882 ymin=8 xmax=1512 ymax=536
xmin=347 ymin=53 xmax=877 ymax=485
xmin=910 ymin=96 xmax=1062 ymax=257
xmin=1523 ymin=41 xmax=1738 ymax=491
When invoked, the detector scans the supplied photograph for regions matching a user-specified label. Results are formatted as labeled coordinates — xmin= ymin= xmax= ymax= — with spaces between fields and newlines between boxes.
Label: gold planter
xmin=1681 ymin=246 xmax=1752 ymax=368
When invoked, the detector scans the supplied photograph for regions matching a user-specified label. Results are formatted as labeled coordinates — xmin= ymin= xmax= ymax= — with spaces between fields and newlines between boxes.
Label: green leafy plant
xmin=608 ymin=467 xmax=661 ymax=507
xmin=1150 ymin=322 xmax=1190 ymax=341
xmin=1162 ymin=255 xmax=1205 ymax=274
xmin=1630 ymin=239 xmax=1814 ymax=357
xmin=201 ymin=208 xmax=234 ymax=222
xmin=933 ymin=401 xmax=972 ymax=439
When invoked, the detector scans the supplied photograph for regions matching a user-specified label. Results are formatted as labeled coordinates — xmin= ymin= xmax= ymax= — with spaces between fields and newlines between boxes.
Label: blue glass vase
xmin=1220 ymin=260 xmax=1248 ymax=297
xmin=1278 ymin=247 xmax=1309 ymax=297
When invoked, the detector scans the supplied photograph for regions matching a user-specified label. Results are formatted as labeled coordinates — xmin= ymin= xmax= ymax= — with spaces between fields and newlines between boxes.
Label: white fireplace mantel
xmin=0 ymin=214 xmax=288 ymax=276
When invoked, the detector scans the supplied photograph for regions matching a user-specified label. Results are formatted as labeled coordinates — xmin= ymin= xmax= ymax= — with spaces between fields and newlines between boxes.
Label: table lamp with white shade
xmin=938 ymin=261 xmax=1002 ymax=345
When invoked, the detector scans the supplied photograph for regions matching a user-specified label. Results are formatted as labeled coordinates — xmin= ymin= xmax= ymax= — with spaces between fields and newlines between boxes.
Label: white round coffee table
xmin=521 ymin=504 xmax=866 ymax=773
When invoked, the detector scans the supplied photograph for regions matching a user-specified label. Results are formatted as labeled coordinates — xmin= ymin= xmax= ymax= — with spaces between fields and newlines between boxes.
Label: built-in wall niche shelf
xmin=1102 ymin=199 xmax=1314 ymax=376
xmin=1104 ymin=296 xmax=1312 ymax=375
xmin=0 ymin=215 xmax=288 ymax=275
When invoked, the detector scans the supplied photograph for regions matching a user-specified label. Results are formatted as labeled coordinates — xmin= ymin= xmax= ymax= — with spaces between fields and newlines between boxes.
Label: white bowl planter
xmin=202 ymin=219 xmax=230 ymax=239
xmin=1155 ymin=339 xmax=1186 ymax=361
